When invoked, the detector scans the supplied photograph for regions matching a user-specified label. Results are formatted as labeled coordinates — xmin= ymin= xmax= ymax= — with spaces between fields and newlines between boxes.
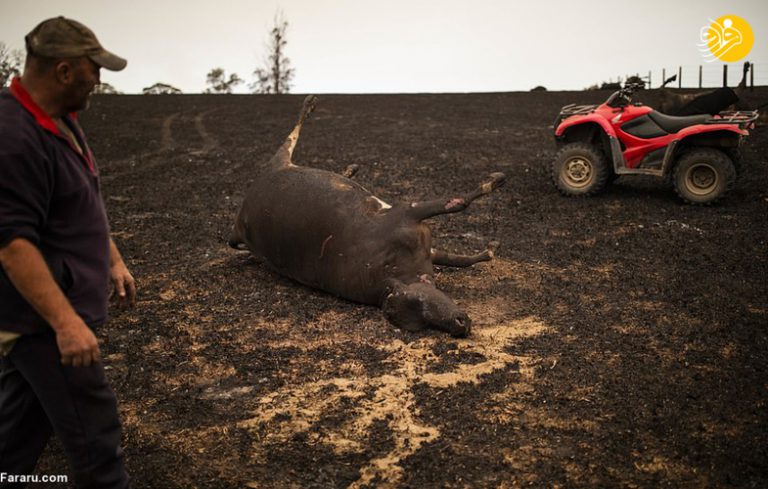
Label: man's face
xmin=62 ymin=57 xmax=101 ymax=112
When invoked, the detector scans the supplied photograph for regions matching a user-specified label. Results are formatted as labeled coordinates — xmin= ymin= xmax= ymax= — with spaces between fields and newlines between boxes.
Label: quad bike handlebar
xmin=606 ymin=83 xmax=644 ymax=108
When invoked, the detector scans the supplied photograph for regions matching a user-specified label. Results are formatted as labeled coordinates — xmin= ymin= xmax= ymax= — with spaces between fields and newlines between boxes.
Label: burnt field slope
xmin=38 ymin=90 xmax=768 ymax=488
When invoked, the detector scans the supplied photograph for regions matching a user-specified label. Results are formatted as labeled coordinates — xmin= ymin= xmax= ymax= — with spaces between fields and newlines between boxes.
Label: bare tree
xmin=205 ymin=67 xmax=242 ymax=94
xmin=0 ymin=42 xmax=24 ymax=87
xmin=252 ymin=12 xmax=295 ymax=94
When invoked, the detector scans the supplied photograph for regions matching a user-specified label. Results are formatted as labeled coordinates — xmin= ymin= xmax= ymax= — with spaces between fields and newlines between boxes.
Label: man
xmin=0 ymin=17 xmax=135 ymax=488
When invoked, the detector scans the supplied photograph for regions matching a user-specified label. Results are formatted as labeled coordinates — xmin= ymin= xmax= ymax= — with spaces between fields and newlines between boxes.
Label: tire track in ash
xmin=155 ymin=108 xmax=221 ymax=156
xmin=190 ymin=109 xmax=220 ymax=155
xmin=158 ymin=108 xmax=221 ymax=155
xmin=159 ymin=112 xmax=179 ymax=152
xmin=100 ymin=111 xmax=182 ymax=179
xmin=102 ymin=109 xmax=221 ymax=179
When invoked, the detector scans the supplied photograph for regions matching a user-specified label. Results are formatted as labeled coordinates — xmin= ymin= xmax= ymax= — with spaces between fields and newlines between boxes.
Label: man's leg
xmin=6 ymin=333 xmax=129 ymax=489
xmin=0 ymin=354 xmax=54 ymax=486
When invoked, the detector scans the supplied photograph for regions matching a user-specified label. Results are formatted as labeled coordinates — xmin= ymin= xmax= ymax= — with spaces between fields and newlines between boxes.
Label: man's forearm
xmin=109 ymin=237 xmax=124 ymax=267
xmin=0 ymin=237 xmax=81 ymax=331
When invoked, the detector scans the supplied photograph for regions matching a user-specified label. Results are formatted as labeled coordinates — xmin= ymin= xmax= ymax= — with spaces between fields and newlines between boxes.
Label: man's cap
xmin=25 ymin=16 xmax=127 ymax=71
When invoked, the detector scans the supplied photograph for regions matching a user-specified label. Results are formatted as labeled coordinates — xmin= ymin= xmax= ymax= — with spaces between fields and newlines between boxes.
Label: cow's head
xmin=382 ymin=280 xmax=471 ymax=337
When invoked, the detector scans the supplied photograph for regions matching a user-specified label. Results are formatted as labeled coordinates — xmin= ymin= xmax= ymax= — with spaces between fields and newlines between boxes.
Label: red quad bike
xmin=551 ymin=83 xmax=759 ymax=204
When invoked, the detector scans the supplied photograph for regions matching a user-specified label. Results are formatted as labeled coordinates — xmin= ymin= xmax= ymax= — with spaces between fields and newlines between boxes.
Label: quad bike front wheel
xmin=552 ymin=142 xmax=611 ymax=196
xmin=673 ymin=149 xmax=736 ymax=205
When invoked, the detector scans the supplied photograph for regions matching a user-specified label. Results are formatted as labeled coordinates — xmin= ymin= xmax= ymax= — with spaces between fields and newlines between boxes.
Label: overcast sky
xmin=1 ymin=0 xmax=766 ymax=94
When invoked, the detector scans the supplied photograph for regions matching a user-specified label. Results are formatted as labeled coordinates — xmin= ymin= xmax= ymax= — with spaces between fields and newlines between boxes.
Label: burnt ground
xmin=36 ymin=89 xmax=768 ymax=488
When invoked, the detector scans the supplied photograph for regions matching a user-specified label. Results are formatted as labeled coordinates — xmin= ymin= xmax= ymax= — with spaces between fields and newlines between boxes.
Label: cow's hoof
xmin=343 ymin=164 xmax=360 ymax=178
xmin=481 ymin=172 xmax=507 ymax=193
xmin=303 ymin=95 xmax=319 ymax=113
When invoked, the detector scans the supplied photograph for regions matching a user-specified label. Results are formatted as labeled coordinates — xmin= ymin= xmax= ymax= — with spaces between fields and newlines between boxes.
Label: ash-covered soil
xmin=36 ymin=89 xmax=768 ymax=488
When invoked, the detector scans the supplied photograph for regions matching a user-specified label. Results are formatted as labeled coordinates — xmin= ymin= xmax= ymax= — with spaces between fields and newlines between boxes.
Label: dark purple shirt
xmin=0 ymin=77 xmax=111 ymax=334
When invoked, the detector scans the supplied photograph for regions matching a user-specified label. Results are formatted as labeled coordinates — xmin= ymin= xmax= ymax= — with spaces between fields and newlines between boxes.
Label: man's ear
xmin=54 ymin=59 xmax=75 ymax=84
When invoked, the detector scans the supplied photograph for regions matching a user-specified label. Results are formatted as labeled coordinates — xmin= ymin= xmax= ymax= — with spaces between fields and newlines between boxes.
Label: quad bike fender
xmin=671 ymin=125 xmax=746 ymax=161
xmin=555 ymin=115 xmax=627 ymax=175
xmin=555 ymin=114 xmax=616 ymax=139
xmin=659 ymin=126 xmax=746 ymax=178
xmin=619 ymin=124 xmax=747 ymax=176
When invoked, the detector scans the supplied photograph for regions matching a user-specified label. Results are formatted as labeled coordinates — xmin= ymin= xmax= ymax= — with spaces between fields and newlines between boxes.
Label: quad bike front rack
xmin=554 ymin=104 xmax=599 ymax=127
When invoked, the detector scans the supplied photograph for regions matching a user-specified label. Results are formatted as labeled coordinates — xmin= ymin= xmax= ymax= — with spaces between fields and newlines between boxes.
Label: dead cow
xmin=229 ymin=96 xmax=506 ymax=337
xmin=659 ymin=62 xmax=751 ymax=116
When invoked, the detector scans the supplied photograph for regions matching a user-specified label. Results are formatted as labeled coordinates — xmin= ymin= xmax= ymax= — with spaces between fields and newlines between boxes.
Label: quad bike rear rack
xmin=706 ymin=110 xmax=759 ymax=129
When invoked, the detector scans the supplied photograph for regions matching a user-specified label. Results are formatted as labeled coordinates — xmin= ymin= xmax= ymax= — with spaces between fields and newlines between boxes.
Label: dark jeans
xmin=0 ymin=333 xmax=129 ymax=488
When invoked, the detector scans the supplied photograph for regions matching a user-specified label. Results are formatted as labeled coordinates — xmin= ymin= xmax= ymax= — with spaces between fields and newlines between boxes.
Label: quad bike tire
xmin=673 ymin=148 xmax=736 ymax=205
xmin=552 ymin=142 xmax=611 ymax=196
xmin=724 ymin=148 xmax=743 ymax=177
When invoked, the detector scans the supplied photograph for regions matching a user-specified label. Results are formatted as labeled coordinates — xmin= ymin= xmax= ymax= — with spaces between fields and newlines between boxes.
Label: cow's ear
xmin=382 ymin=279 xmax=421 ymax=329
xmin=382 ymin=290 xmax=425 ymax=332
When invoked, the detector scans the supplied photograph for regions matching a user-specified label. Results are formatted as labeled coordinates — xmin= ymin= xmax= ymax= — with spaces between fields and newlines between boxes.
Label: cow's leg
xmin=738 ymin=61 xmax=751 ymax=89
xmin=734 ymin=62 xmax=752 ymax=103
xmin=269 ymin=95 xmax=319 ymax=167
xmin=431 ymin=249 xmax=492 ymax=268
xmin=406 ymin=172 xmax=506 ymax=221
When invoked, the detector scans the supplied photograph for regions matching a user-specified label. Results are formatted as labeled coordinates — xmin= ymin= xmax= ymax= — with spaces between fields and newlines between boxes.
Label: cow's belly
xmin=240 ymin=168 xmax=428 ymax=304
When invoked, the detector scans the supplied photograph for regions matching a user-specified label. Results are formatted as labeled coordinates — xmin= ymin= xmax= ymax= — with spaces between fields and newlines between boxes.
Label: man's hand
xmin=0 ymin=237 xmax=101 ymax=367
xmin=109 ymin=238 xmax=136 ymax=309
xmin=110 ymin=260 xmax=136 ymax=309
xmin=56 ymin=318 xmax=101 ymax=367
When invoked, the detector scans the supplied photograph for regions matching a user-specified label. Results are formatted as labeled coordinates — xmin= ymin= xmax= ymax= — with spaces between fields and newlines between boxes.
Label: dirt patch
xmin=32 ymin=90 xmax=768 ymax=488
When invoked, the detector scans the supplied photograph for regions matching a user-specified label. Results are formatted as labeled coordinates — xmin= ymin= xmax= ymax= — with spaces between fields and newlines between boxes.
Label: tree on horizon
xmin=142 ymin=83 xmax=183 ymax=95
xmin=251 ymin=11 xmax=295 ymax=94
xmin=0 ymin=42 xmax=23 ymax=87
xmin=93 ymin=82 xmax=121 ymax=94
xmin=205 ymin=68 xmax=243 ymax=94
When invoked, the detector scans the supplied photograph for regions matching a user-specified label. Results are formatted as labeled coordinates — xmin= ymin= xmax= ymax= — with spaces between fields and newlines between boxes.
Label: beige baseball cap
xmin=25 ymin=16 xmax=127 ymax=71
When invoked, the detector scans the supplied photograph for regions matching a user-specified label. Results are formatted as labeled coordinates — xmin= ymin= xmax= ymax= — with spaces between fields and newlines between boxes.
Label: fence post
xmin=678 ymin=66 xmax=682 ymax=88
xmin=723 ymin=64 xmax=728 ymax=87
xmin=648 ymin=70 xmax=652 ymax=88
xmin=662 ymin=68 xmax=666 ymax=87
xmin=750 ymin=63 xmax=754 ymax=91
xmin=699 ymin=65 xmax=702 ymax=88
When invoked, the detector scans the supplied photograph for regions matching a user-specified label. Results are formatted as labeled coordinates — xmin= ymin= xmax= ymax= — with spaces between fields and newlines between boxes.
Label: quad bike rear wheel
xmin=552 ymin=142 xmax=610 ymax=196
xmin=673 ymin=148 xmax=736 ymax=205
xmin=724 ymin=148 xmax=743 ymax=177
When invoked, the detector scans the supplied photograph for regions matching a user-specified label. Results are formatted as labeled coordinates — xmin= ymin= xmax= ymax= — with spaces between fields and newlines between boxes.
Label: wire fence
xmin=628 ymin=62 xmax=768 ymax=89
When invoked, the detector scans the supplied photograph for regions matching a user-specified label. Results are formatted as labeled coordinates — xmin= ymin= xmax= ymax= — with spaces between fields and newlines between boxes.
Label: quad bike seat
xmin=648 ymin=111 xmax=710 ymax=134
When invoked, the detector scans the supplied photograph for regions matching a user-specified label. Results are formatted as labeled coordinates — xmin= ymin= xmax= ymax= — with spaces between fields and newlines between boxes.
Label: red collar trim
xmin=9 ymin=77 xmax=60 ymax=135
xmin=9 ymin=77 xmax=95 ymax=173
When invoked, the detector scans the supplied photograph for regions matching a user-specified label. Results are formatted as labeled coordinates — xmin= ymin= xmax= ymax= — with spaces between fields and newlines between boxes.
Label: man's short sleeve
xmin=0 ymin=144 xmax=52 ymax=249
